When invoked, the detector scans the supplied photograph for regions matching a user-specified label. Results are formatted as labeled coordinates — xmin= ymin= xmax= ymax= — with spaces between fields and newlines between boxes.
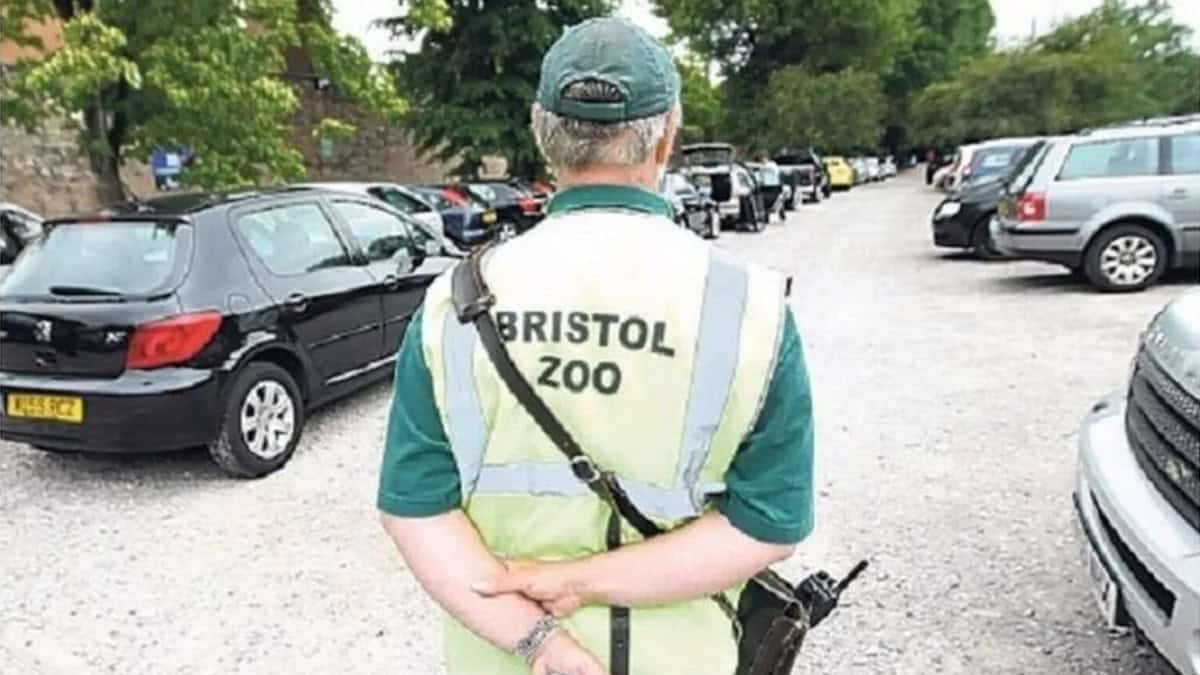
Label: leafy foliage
xmin=654 ymin=0 xmax=913 ymax=152
xmin=881 ymin=0 xmax=993 ymax=149
xmin=677 ymin=59 xmax=723 ymax=144
xmin=910 ymin=0 xmax=1199 ymax=148
xmin=383 ymin=0 xmax=613 ymax=179
xmin=765 ymin=68 xmax=887 ymax=153
xmin=2 ymin=0 xmax=436 ymax=194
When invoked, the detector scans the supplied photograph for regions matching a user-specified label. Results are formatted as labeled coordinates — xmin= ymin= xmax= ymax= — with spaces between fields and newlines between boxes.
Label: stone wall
xmin=289 ymin=84 xmax=455 ymax=184
xmin=0 ymin=85 xmax=454 ymax=219
xmin=0 ymin=117 xmax=154 ymax=218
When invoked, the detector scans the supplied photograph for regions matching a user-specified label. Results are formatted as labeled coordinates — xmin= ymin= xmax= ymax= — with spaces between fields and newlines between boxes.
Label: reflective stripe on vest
xmin=441 ymin=252 xmax=748 ymax=520
xmin=441 ymin=308 xmax=488 ymax=497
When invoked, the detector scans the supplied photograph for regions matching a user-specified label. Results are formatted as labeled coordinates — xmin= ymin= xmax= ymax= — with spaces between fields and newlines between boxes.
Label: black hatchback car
xmin=931 ymin=140 xmax=1047 ymax=259
xmin=0 ymin=188 xmax=453 ymax=476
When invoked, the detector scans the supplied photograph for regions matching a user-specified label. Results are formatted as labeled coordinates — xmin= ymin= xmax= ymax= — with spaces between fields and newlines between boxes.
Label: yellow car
xmin=823 ymin=156 xmax=854 ymax=190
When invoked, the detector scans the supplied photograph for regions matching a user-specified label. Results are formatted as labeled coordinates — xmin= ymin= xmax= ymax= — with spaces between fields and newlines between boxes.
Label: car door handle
xmin=284 ymin=292 xmax=308 ymax=314
xmin=382 ymin=274 xmax=402 ymax=290
xmin=1168 ymin=188 xmax=1188 ymax=199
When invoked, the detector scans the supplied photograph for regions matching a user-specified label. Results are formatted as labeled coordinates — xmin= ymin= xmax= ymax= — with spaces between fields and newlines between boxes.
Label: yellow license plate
xmin=6 ymin=393 xmax=84 ymax=423
xmin=483 ymin=211 xmax=497 ymax=224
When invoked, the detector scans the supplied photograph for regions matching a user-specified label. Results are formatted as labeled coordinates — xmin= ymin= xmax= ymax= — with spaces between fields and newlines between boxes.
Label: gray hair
xmin=531 ymin=80 xmax=680 ymax=170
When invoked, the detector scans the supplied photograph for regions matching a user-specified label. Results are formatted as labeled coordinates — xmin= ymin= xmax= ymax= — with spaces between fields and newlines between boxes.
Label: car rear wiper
xmin=48 ymin=285 xmax=125 ymax=297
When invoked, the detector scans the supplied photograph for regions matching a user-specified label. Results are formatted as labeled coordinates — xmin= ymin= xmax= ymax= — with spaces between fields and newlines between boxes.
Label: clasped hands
xmin=474 ymin=559 xmax=606 ymax=675
xmin=473 ymin=558 xmax=590 ymax=618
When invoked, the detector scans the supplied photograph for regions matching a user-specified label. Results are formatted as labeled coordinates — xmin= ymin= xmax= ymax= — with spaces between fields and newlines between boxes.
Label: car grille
xmin=1091 ymin=493 xmax=1177 ymax=619
xmin=1126 ymin=348 xmax=1200 ymax=533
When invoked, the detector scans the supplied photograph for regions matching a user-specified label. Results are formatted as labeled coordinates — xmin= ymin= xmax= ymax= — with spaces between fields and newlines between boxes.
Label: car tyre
xmin=971 ymin=215 xmax=1005 ymax=261
xmin=208 ymin=362 xmax=305 ymax=478
xmin=1083 ymin=224 xmax=1167 ymax=292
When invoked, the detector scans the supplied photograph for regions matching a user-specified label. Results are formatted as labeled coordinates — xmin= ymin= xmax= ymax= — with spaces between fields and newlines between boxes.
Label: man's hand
xmin=529 ymin=631 xmax=608 ymax=675
xmin=473 ymin=560 xmax=589 ymax=618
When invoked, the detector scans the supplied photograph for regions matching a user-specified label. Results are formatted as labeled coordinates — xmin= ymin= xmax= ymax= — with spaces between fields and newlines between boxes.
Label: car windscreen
xmin=0 ymin=220 xmax=189 ymax=300
xmin=971 ymin=146 xmax=1026 ymax=176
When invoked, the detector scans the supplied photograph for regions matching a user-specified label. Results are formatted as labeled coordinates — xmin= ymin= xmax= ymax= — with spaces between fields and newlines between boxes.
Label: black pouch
xmin=735 ymin=570 xmax=811 ymax=675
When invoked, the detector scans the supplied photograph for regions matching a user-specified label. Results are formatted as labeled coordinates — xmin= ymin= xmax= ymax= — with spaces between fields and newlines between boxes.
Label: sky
xmin=332 ymin=0 xmax=1200 ymax=62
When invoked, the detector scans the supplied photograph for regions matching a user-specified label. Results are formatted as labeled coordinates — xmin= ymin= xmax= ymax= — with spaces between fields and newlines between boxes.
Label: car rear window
xmin=972 ymin=146 xmax=1023 ymax=173
xmin=0 ymin=220 xmax=188 ymax=299
xmin=468 ymin=184 xmax=520 ymax=203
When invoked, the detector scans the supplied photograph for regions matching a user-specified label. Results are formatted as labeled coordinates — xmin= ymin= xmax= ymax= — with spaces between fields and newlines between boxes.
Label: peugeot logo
xmin=33 ymin=320 xmax=52 ymax=343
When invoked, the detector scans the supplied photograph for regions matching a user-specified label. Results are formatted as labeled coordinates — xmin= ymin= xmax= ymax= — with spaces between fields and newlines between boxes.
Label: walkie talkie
xmin=796 ymin=560 xmax=870 ymax=628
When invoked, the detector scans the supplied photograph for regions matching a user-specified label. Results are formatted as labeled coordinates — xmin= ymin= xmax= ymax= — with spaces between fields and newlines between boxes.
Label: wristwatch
xmin=514 ymin=615 xmax=559 ymax=664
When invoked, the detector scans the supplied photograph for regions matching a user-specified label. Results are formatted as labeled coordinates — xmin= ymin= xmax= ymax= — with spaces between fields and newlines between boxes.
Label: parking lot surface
xmin=1 ymin=170 xmax=1189 ymax=674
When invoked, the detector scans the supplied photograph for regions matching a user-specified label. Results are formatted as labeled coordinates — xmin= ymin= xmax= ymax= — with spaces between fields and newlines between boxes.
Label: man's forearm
xmin=578 ymin=511 xmax=794 ymax=607
xmin=381 ymin=510 xmax=548 ymax=652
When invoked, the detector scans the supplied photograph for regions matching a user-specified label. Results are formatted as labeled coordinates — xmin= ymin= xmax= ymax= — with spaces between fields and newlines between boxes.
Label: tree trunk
xmin=82 ymin=102 xmax=126 ymax=205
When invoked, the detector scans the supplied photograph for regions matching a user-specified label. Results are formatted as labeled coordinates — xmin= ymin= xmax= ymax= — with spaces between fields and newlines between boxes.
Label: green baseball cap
xmin=537 ymin=17 xmax=680 ymax=123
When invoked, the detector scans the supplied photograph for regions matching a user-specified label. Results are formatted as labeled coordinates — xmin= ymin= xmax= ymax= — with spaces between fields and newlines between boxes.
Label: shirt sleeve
xmin=377 ymin=308 xmax=463 ymax=517
xmin=716 ymin=309 xmax=815 ymax=544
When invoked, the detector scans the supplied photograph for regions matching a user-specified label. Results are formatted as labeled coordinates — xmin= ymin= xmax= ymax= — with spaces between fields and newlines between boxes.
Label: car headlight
xmin=937 ymin=201 xmax=961 ymax=218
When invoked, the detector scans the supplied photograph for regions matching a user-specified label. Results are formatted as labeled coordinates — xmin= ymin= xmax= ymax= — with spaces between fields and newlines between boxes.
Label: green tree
xmin=1 ymin=0 xmax=443 ymax=198
xmin=653 ymin=0 xmax=913 ymax=149
xmin=881 ymin=0 xmax=994 ymax=151
xmin=910 ymin=0 xmax=1198 ymax=148
xmin=383 ymin=0 xmax=613 ymax=179
xmin=764 ymin=67 xmax=887 ymax=153
xmin=677 ymin=59 xmax=723 ymax=144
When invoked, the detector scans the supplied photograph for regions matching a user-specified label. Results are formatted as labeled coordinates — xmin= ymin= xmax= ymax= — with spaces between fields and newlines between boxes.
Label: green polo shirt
xmin=377 ymin=186 xmax=815 ymax=544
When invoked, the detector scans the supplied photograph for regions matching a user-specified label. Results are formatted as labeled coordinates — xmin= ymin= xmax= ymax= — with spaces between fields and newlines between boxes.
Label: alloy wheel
xmin=240 ymin=380 xmax=296 ymax=460
xmin=1100 ymin=235 xmax=1158 ymax=286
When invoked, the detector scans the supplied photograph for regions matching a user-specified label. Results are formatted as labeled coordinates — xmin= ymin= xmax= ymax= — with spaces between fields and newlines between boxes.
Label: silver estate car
xmin=992 ymin=118 xmax=1200 ymax=291
xmin=1075 ymin=289 xmax=1199 ymax=675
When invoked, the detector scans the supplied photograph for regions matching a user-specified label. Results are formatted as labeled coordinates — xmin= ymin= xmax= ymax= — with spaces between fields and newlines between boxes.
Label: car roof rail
xmin=1078 ymin=113 xmax=1200 ymax=135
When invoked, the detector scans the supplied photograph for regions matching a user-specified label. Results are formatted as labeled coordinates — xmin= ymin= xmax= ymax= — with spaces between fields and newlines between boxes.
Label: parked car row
xmin=669 ymin=143 xmax=899 ymax=236
xmin=930 ymin=115 xmax=1199 ymax=291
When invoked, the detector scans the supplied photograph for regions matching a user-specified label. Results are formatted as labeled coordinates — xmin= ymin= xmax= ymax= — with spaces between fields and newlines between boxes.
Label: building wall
xmin=0 ymin=117 xmax=154 ymax=218
xmin=0 ymin=17 xmax=63 ymax=66
xmin=290 ymin=84 xmax=454 ymax=184
xmin=0 ymin=89 xmax=453 ymax=218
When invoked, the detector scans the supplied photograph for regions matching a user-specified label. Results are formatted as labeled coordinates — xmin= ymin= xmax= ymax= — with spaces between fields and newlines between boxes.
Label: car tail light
xmin=127 ymin=312 xmax=222 ymax=369
xmin=441 ymin=188 xmax=468 ymax=207
xmin=518 ymin=196 xmax=538 ymax=214
xmin=1017 ymin=191 xmax=1046 ymax=222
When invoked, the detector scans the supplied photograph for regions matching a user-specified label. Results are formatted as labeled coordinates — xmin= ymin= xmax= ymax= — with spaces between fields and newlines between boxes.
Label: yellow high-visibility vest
xmin=421 ymin=207 xmax=787 ymax=674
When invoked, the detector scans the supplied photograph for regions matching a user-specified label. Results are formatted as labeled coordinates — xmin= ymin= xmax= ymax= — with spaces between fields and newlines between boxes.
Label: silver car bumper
xmin=991 ymin=218 xmax=1086 ymax=267
xmin=1076 ymin=392 xmax=1200 ymax=675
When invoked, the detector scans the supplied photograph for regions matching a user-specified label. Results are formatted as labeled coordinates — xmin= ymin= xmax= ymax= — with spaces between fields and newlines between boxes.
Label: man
xmin=378 ymin=17 xmax=815 ymax=675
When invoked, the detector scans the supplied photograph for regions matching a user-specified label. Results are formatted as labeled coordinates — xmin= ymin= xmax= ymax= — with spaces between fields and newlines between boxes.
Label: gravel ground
xmin=0 ymin=170 xmax=1191 ymax=675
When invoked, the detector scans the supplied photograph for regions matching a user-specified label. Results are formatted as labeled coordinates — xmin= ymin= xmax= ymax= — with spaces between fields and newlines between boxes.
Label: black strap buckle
xmin=569 ymin=456 xmax=602 ymax=484
xmin=455 ymin=291 xmax=496 ymax=323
